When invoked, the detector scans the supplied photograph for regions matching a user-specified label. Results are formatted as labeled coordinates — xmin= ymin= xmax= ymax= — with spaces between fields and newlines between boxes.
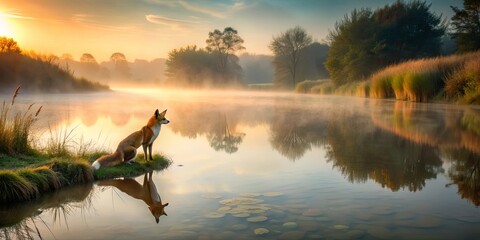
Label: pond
xmin=1 ymin=89 xmax=480 ymax=239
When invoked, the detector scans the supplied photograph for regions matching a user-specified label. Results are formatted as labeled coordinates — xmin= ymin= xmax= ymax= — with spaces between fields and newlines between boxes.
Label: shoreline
xmin=0 ymin=154 xmax=171 ymax=204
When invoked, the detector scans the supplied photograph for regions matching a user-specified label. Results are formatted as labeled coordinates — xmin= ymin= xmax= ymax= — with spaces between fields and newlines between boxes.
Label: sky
xmin=0 ymin=0 xmax=462 ymax=62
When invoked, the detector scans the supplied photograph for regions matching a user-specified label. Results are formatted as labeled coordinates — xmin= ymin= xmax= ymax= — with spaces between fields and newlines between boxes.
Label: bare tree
xmin=269 ymin=26 xmax=312 ymax=88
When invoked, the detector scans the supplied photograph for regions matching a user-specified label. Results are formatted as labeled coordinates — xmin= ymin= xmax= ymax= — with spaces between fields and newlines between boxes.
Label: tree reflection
xmin=445 ymin=149 xmax=480 ymax=206
xmin=206 ymin=115 xmax=245 ymax=154
xmin=269 ymin=108 xmax=328 ymax=161
xmin=326 ymin=111 xmax=443 ymax=192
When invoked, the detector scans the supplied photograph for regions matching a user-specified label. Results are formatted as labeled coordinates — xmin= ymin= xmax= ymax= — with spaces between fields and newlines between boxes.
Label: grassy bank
xmin=0 ymin=87 xmax=171 ymax=204
xmin=296 ymin=51 xmax=480 ymax=104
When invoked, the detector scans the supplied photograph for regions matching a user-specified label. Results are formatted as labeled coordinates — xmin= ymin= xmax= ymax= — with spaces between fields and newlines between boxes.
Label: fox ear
xmin=160 ymin=109 xmax=167 ymax=117
xmin=155 ymin=109 xmax=159 ymax=119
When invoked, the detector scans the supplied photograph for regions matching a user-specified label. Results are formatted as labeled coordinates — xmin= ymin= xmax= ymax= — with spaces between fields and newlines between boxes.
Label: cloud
xmin=145 ymin=14 xmax=199 ymax=31
xmin=178 ymin=1 xmax=226 ymax=19
xmin=0 ymin=11 xmax=35 ymax=20
xmin=70 ymin=14 xmax=135 ymax=32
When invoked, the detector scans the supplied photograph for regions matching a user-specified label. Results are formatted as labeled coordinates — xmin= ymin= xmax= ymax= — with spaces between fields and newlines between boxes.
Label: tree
xmin=325 ymin=1 xmax=446 ymax=86
xmin=325 ymin=9 xmax=380 ymax=85
xmin=110 ymin=52 xmax=130 ymax=79
xmin=80 ymin=53 xmax=97 ymax=64
xmin=206 ymin=27 xmax=245 ymax=80
xmin=0 ymin=36 xmax=21 ymax=53
xmin=269 ymin=26 xmax=312 ymax=88
xmin=450 ymin=0 xmax=480 ymax=52
xmin=165 ymin=45 xmax=217 ymax=87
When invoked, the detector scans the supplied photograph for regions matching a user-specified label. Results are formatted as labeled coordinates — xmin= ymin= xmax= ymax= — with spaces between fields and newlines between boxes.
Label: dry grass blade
xmin=11 ymin=85 xmax=21 ymax=106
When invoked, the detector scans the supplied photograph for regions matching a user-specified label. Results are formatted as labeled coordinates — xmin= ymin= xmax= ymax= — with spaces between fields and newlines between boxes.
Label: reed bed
xmin=370 ymin=51 xmax=480 ymax=102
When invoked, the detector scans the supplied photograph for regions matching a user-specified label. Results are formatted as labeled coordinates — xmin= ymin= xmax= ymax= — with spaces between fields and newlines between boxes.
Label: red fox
xmin=92 ymin=109 xmax=169 ymax=170
xmin=98 ymin=171 xmax=168 ymax=223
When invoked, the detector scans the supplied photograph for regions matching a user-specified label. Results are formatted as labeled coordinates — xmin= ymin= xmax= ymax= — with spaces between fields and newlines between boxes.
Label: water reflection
xmin=98 ymin=171 xmax=168 ymax=223
xmin=326 ymin=110 xmax=443 ymax=191
xmin=30 ymin=91 xmax=480 ymax=206
xmin=0 ymin=183 xmax=93 ymax=239
xmin=445 ymin=149 xmax=480 ymax=206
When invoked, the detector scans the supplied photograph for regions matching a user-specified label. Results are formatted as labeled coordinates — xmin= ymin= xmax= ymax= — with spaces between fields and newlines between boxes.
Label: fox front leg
xmin=148 ymin=144 xmax=153 ymax=160
xmin=142 ymin=144 xmax=148 ymax=161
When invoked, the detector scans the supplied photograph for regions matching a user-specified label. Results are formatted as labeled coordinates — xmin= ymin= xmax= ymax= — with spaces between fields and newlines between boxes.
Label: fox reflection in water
xmin=98 ymin=171 xmax=168 ymax=223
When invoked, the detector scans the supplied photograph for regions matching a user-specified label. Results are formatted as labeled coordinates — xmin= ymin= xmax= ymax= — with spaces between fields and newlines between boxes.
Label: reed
xmin=370 ymin=75 xmax=394 ymax=99
xmin=311 ymin=81 xmax=335 ymax=94
xmin=295 ymin=80 xmax=330 ymax=93
xmin=0 ymin=170 xmax=38 ymax=203
xmin=0 ymin=86 xmax=42 ymax=155
xmin=369 ymin=51 xmax=480 ymax=102
xmin=445 ymin=57 xmax=480 ymax=104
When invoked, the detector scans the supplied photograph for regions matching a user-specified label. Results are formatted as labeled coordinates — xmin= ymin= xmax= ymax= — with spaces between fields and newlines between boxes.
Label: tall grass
xmin=0 ymin=86 xmax=42 ymax=155
xmin=445 ymin=57 xmax=480 ymax=104
xmin=369 ymin=51 xmax=480 ymax=102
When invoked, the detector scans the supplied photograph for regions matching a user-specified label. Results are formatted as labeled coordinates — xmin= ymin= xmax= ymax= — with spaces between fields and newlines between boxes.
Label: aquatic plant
xmin=0 ymin=86 xmax=42 ymax=155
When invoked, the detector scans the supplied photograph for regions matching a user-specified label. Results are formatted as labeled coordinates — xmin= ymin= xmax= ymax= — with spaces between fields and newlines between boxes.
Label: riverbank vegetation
xmin=0 ymin=37 xmax=109 ymax=93
xmin=296 ymin=51 xmax=480 ymax=104
xmin=0 ymin=88 xmax=170 ymax=204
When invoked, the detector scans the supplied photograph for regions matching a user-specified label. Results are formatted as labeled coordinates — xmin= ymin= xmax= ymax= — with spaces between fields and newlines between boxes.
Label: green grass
xmin=93 ymin=153 xmax=171 ymax=180
xmin=0 ymin=170 xmax=38 ymax=203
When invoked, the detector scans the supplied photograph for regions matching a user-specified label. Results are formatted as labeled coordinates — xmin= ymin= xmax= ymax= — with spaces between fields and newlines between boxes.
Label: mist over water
xmin=1 ymin=89 xmax=480 ymax=239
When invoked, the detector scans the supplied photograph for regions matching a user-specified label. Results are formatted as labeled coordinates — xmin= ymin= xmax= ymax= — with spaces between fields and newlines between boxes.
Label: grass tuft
xmin=0 ymin=86 xmax=41 ymax=155
xmin=0 ymin=170 xmax=38 ymax=203
xmin=93 ymin=154 xmax=171 ymax=180
xmin=49 ymin=158 xmax=94 ymax=185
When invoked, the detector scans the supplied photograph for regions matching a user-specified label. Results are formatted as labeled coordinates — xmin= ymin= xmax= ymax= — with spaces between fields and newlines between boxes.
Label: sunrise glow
xmin=0 ymin=12 xmax=14 ymax=38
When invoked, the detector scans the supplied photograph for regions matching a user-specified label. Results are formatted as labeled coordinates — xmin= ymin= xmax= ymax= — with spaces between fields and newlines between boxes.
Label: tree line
xmin=165 ymin=0 xmax=478 ymax=89
xmin=2 ymin=0 xmax=477 ymax=89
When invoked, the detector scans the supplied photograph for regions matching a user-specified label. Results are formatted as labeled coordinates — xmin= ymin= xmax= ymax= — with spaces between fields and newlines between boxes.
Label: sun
xmin=0 ymin=12 xmax=14 ymax=37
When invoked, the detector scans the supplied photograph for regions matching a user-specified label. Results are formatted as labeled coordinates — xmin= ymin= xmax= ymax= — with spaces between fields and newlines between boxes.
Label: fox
xmin=92 ymin=109 xmax=169 ymax=170
xmin=98 ymin=171 xmax=168 ymax=223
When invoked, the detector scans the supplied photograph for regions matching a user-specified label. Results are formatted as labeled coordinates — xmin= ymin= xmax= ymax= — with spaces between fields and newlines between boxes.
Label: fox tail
xmin=92 ymin=151 xmax=122 ymax=170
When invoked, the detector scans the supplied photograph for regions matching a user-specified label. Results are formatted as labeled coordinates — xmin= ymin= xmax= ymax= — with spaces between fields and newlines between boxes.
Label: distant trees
xmin=206 ymin=27 xmax=245 ymax=80
xmin=80 ymin=53 xmax=97 ymax=64
xmin=450 ymin=0 xmax=480 ymax=52
xmin=269 ymin=26 xmax=313 ymax=88
xmin=0 ymin=36 xmax=21 ymax=53
xmin=110 ymin=52 xmax=131 ymax=79
xmin=325 ymin=0 xmax=446 ymax=86
xmin=165 ymin=27 xmax=244 ymax=87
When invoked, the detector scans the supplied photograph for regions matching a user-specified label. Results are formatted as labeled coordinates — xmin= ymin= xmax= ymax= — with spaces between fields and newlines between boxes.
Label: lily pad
xmin=254 ymin=228 xmax=270 ymax=235
xmin=282 ymin=222 xmax=298 ymax=229
xmin=240 ymin=193 xmax=261 ymax=197
xmin=263 ymin=192 xmax=284 ymax=197
xmin=217 ymin=206 xmax=232 ymax=212
xmin=247 ymin=216 xmax=268 ymax=223
xmin=205 ymin=212 xmax=225 ymax=218
xmin=333 ymin=224 xmax=349 ymax=230
xmin=202 ymin=194 xmax=222 ymax=199
xmin=220 ymin=197 xmax=264 ymax=206
xmin=232 ymin=213 xmax=250 ymax=218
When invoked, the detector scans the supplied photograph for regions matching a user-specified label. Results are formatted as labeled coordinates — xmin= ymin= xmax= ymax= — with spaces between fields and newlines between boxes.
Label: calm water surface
xmin=1 ymin=89 xmax=480 ymax=240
